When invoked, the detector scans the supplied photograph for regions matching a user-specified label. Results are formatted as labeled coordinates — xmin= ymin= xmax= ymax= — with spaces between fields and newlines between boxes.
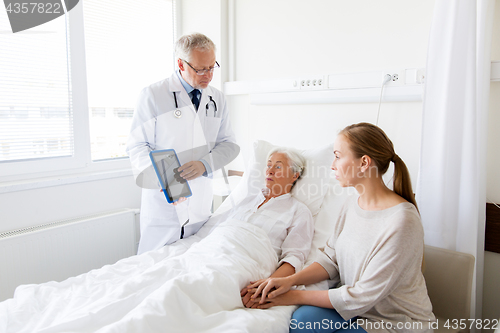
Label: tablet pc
xmin=149 ymin=149 xmax=192 ymax=203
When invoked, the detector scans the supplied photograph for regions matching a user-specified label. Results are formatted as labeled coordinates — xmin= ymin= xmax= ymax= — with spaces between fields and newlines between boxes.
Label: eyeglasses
xmin=183 ymin=60 xmax=220 ymax=75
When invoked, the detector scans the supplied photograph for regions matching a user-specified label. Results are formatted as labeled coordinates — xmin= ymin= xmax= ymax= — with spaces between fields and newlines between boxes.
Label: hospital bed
xmin=0 ymin=140 xmax=352 ymax=333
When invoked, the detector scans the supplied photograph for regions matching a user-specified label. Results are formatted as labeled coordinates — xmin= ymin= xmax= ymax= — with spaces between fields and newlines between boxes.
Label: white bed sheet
xmin=0 ymin=220 xmax=297 ymax=333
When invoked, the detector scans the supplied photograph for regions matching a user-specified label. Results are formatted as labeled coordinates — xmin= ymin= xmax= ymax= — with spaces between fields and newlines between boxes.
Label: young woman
xmin=244 ymin=123 xmax=435 ymax=333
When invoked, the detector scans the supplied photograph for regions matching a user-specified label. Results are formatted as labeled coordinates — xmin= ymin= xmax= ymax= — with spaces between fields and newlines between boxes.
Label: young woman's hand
xmin=250 ymin=276 xmax=295 ymax=304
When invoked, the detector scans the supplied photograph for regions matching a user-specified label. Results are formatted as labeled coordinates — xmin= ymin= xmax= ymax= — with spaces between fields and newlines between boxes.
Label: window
xmin=0 ymin=13 xmax=73 ymax=163
xmin=0 ymin=1 xmax=174 ymax=178
xmin=83 ymin=0 xmax=173 ymax=161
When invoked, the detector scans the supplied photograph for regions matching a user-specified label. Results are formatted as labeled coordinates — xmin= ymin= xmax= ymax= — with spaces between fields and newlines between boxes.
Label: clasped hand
xmin=240 ymin=277 xmax=295 ymax=309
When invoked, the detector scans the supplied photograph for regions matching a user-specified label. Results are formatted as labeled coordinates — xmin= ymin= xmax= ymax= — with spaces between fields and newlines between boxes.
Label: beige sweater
xmin=316 ymin=196 xmax=435 ymax=332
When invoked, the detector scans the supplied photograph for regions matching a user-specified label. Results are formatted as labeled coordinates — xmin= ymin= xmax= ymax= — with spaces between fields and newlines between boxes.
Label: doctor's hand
xmin=178 ymin=161 xmax=206 ymax=181
xmin=172 ymin=197 xmax=187 ymax=206
xmin=159 ymin=190 xmax=187 ymax=206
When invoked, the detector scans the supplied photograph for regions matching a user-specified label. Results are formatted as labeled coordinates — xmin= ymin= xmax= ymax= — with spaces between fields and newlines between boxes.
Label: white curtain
xmin=416 ymin=0 xmax=495 ymax=320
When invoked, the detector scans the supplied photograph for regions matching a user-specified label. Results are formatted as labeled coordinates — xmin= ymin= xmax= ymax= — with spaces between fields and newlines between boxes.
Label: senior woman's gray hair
xmin=175 ymin=33 xmax=216 ymax=62
xmin=266 ymin=147 xmax=306 ymax=179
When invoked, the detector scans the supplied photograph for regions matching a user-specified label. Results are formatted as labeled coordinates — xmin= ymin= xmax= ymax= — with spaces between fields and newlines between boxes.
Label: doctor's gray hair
xmin=266 ymin=147 xmax=306 ymax=178
xmin=175 ymin=33 xmax=216 ymax=62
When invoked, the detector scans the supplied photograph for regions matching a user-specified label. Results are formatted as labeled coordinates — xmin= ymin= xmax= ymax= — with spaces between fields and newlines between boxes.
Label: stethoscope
xmin=206 ymin=96 xmax=217 ymax=117
xmin=173 ymin=92 xmax=217 ymax=119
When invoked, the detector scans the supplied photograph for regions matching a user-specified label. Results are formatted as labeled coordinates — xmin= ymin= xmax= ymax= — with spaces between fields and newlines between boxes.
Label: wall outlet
xmin=384 ymin=70 xmax=405 ymax=86
xmin=300 ymin=76 xmax=326 ymax=90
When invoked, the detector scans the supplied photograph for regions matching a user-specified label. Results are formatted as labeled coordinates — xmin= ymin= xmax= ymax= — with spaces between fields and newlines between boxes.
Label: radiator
xmin=0 ymin=209 xmax=139 ymax=302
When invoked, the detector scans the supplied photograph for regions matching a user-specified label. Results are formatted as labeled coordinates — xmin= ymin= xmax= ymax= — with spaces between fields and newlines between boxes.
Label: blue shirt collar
xmin=176 ymin=70 xmax=202 ymax=95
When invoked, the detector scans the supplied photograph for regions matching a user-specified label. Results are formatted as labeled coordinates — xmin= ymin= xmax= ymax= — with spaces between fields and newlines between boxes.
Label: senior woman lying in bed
xmin=0 ymin=147 xmax=314 ymax=333
xmin=208 ymin=147 xmax=314 ymax=276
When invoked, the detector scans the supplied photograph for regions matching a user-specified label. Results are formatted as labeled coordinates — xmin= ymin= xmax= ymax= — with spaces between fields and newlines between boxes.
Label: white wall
xmin=0 ymin=175 xmax=141 ymax=234
xmin=233 ymin=1 xmax=431 ymax=79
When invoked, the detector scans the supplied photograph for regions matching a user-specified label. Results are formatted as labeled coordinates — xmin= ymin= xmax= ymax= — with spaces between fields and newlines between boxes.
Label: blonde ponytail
xmin=391 ymin=154 xmax=418 ymax=211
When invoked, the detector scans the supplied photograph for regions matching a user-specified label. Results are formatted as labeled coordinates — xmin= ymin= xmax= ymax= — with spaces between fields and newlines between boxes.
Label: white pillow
xmin=235 ymin=140 xmax=335 ymax=216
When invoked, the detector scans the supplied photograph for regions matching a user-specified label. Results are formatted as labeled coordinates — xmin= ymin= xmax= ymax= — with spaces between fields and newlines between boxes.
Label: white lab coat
xmin=127 ymin=73 xmax=239 ymax=254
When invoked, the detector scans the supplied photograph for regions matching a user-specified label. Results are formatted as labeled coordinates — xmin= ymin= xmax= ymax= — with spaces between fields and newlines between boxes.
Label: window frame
xmin=0 ymin=1 xmax=174 ymax=184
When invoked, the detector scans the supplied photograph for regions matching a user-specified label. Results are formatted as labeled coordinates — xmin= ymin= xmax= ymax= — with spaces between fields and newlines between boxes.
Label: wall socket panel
xmin=384 ymin=70 xmax=406 ymax=86
xmin=416 ymin=69 xmax=425 ymax=84
xmin=296 ymin=76 xmax=328 ymax=90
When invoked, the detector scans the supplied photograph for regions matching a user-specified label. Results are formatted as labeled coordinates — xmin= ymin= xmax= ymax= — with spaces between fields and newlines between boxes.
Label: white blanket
xmin=0 ymin=221 xmax=297 ymax=333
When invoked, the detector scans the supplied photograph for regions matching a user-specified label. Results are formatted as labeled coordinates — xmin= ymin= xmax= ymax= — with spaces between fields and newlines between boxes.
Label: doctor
xmin=127 ymin=33 xmax=239 ymax=254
